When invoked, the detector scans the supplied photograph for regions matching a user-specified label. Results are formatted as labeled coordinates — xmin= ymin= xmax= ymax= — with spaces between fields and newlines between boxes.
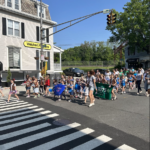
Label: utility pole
xmin=40 ymin=0 xmax=44 ymax=72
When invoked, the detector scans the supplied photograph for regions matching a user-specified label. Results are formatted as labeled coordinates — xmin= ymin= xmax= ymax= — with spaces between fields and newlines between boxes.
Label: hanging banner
xmin=94 ymin=83 xmax=113 ymax=100
xmin=24 ymin=41 xmax=51 ymax=50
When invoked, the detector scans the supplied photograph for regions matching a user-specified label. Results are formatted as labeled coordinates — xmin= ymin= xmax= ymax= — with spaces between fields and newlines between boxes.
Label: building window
xmin=7 ymin=19 xmax=20 ymax=37
xmin=38 ymin=5 xmax=46 ymax=19
xmin=15 ymin=0 xmax=19 ymax=10
xmin=8 ymin=47 xmax=20 ymax=69
xmin=6 ymin=0 xmax=21 ymax=10
xmin=7 ymin=0 xmax=12 ymax=7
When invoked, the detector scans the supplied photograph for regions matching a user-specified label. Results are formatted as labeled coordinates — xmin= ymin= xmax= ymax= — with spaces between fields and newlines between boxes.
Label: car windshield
xmin=74 ymin=68 xmax=80 ymax=72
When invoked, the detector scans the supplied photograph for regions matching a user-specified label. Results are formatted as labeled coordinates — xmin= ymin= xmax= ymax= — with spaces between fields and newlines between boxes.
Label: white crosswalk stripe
xmin=0 ymin=108 xmax=44 ymax=120
xmin=115 ymin=144 xmax=137 ymax=150
xmin=29 ymin=128 xmax=94 ymax=150
xmin=0 ymin=101 xmax=25 ymax=105
xmin=0 ymin=110 xmax=51 ymax=125
xmin=0 ymin=122 xmax=81 ymax=150
xmin=0 ymin=113 xmax=59 ymax=131
xmin=0 ymin=106 xmax=38 ymax=115
xmin=0 ymin=99 xmax=137 ymax=150
xmin=71 ymin=135 xmax=112 ymax=150
xmin=0 ymin=103 xmax=33 ymax=112
xmin=0 ymin=123 xmax=51 ymax=140
xmin=0 ymin=102 xmax=28 ymax=108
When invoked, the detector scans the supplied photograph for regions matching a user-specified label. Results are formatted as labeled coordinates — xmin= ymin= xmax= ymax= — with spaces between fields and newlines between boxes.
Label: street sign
xmin=42 ymin=44 xmax=47 ymax=48
xmin=103 ymin=9 xmax=110 ymax=14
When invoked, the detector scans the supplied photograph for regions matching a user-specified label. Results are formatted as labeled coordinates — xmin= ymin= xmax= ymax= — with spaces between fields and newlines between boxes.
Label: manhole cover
xmin=53 ymin=119 xmax=71 ymax=126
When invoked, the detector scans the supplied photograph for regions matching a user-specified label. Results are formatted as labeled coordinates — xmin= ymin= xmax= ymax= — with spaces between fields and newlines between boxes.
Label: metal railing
xmin=54 ymin=63 xmax=61 ymax=71
xmin=62 ymin=61 xmax=120 ymax=67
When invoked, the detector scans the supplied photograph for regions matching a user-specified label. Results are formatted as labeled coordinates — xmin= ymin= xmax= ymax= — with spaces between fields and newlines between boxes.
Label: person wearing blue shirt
xmin=67 ymin=81 xmax=74 ymax=102
xmin=128 ymin=74 xmax=133 ymax=91
xmin=121 ymin=75 xmax=126 ymax=94
xmin=115 ymin=75 xmax=120 ymax=93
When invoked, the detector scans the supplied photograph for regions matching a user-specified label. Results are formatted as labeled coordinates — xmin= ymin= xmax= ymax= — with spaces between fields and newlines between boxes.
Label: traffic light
xmin=111 ymin=13 xmax=116 ymax=24
xmin=107 ymin=14 xmax=111 ymax=25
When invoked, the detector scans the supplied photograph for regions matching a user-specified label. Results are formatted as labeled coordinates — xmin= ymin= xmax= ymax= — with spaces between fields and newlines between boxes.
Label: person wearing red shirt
xmin=43 ymin=75 xmax=51 ymax=96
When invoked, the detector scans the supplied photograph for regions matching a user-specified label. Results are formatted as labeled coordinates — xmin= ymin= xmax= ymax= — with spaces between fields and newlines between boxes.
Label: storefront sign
xmin=24 ymin=41 xmax=51 ymax=50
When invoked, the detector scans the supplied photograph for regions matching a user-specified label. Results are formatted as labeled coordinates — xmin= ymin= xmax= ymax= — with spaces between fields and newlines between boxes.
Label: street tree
xmin=106 ymin=0 xmax=149 ymax=53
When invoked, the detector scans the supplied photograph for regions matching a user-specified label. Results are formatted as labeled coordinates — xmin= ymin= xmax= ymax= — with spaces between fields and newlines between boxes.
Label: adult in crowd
xmin=123 ymin=68 xmax=128 ymax=77
xmin=119 ymin=69 xmax=123 ymax=77
xmin=141 ymin=67 xmax=144 ymax=75
xmin=115 ymin=69 xmax=119 ymax=75
xmin=105 ymin=70 xmax=111 ymax=84
xmin=43 ymin=75 xmax=50 ymax=96
xmin=89 ymin=70 xmax=97 ymax=107
xmin=136 ymin=68 xmax=143 ymax=95
xmin=96 ymin=70 xmax=100 ymax=76
xmin=144 ymin=69 xmax=150 ymax=97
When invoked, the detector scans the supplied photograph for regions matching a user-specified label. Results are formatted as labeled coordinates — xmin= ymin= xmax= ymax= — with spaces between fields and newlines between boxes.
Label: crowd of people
xmin=0 ymin=67 xmax=150 ymax=107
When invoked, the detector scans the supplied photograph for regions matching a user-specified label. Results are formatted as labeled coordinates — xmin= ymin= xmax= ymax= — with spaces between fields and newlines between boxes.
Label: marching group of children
xmin=0 ymin=67 xmax=150 ymax=106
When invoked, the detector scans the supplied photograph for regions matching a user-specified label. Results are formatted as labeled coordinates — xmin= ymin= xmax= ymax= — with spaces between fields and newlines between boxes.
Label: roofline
xmin=0 ymin=5 xmax=57 ymax=25
xmin=54 ymin=45 xmax=64 ymax=52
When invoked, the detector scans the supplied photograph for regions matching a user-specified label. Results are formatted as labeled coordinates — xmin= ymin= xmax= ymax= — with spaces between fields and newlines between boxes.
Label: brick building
xmin=0 ymin=0 xmax=63 ymax=86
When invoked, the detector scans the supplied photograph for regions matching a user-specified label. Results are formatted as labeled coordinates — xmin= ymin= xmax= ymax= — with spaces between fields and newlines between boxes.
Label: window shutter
xmin=47 ymin=52 xmax=50 ymax=70
xmin=2 ymin=18 xmax=7 ymax=35
xmin=21 ymin=22 xmax=25 ymax=39
xmin=36 ymin=50 xmax=39 ymax=70
xmin=46 ymin=28 xmax=49 ymax=43
xmin=36 ymin=26 xmax=39 ymax=41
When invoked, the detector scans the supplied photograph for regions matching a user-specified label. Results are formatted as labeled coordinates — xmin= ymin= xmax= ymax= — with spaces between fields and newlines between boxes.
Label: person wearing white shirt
xmin=136 ymin=69 xmax=143 ymax=95
xmin=141 ymin=68 xmax=144 ymax=75
xmin=115 ymin=69 xmax=119 ymax=75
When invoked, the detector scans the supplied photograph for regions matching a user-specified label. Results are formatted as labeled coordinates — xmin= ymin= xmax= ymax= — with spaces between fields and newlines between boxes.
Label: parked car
xmin=63 ymin=68 xmax=84 ymax=77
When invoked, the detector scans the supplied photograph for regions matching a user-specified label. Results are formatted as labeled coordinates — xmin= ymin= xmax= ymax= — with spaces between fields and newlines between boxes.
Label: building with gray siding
xmin=125 ymin=45 xmax=150 ymax=69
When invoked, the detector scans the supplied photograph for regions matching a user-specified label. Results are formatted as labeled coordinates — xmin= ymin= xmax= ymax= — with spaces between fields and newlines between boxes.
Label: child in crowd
xmin=33 ymin=78 xmax=40 ymax=98
xmin=128 ymin=74 xmax=133 ymax=91
xmin=58 ymin=80 xmax=66 ymax=101
xmin=110 ymin=75 xmax=117 ymax=100
xmin=6 ymin=79 xmax=20 ymax=104
xmin=26 ymin=77 xmax=31 ymax=98
xmin=67 ymin=80 xmax=74 ymax=102
xmin=39 ymin=76 xmax=44 ymax=95
xmin=121 ymin=75 xmax=126 ymax=94
xmin=83 ymin=83 xmax=89 ymax=103
xmin=75 ymin=78 xmax=80 ymax=98
xmin=115 ymin=74 xmax=120 ymax=93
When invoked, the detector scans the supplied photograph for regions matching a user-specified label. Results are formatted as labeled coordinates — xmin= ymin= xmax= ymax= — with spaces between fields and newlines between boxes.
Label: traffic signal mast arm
xmin=42 ymin=9 xmax=113 ymax=39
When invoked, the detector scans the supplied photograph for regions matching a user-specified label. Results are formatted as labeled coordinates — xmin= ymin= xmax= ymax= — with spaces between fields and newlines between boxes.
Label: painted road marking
xmin=0 ymin=113 xmax=59 ymax=131
xmin=71 ymin=135 xmax=112 ymax=150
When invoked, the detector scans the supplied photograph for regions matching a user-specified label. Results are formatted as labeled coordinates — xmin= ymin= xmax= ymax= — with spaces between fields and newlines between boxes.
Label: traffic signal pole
xmin=40 ymin=0 xmax=43 ymax=72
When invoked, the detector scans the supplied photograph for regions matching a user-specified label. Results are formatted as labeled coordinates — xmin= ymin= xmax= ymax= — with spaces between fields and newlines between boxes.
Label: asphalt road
xmin=0 ymin=84 xmax=149 ymax=150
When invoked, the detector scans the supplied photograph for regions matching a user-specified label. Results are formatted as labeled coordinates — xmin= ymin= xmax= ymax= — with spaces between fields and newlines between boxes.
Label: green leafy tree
xmin=7 ymin=68 xmax=12 ymax=83
xmin=106 ymin=0 xmax=149 ymax=53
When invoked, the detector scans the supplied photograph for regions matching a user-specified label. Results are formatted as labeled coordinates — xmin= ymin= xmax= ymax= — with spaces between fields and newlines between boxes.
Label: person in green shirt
xmin=123 ymin=68 xmax=129 ymax=77
xmin=119 ymin=69 xmax=123 ymax=77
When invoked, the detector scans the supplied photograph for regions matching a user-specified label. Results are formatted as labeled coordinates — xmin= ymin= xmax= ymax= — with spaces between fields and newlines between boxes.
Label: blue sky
xmin=42 ymin=0 xmax=131 ymax=50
